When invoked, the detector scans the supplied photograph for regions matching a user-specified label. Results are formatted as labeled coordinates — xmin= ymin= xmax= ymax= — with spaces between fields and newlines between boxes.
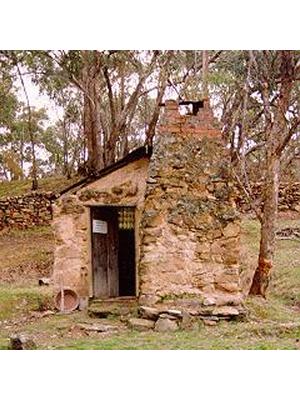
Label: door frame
xmin=88 ymin=205 xmax=138 ymax=299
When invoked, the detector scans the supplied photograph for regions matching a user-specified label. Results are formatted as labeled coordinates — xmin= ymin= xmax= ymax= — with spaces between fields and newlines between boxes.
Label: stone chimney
xmin=139 ymin=99 xmax=242 ymax=310
xmin=159 ymin=98 xmax=220 ymax=135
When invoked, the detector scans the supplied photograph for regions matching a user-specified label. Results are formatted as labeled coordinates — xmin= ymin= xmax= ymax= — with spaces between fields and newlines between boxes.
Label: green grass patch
xmin=0 ymin=285 xmax=53 ymax=320
xmin=0 ymin=176 xmax=80 ymax=198
xmin=53 ymin=324 xmax=300 ymax=350
xmin=241 ymin=217 xmax=300 ymax=308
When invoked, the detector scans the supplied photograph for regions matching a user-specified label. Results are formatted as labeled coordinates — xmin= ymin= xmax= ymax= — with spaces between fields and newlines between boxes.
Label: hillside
xmin=0 ymin=176 xmax=81 ymax=199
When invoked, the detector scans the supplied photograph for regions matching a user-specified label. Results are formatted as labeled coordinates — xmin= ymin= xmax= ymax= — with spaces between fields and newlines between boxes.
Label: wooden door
xmin=91 ymin=207 xmax=119 ymax=298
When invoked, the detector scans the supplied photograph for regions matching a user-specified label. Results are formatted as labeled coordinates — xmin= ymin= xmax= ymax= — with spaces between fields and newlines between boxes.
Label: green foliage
xmin=0 ymin=50 xmax=299 ymax=180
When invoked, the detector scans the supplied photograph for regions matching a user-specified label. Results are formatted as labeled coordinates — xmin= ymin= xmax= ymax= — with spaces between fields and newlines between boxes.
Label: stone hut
xmin=52 ymin=99 xmax=242 ymax=312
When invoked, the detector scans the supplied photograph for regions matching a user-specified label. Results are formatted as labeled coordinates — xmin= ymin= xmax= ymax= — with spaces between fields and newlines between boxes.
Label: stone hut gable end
xmin=52 ymin=151 xmax=150 ymax=300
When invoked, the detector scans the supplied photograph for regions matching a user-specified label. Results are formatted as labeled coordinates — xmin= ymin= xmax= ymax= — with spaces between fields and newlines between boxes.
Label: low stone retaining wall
xmin=0 ymin=192 xmax=56 ymax=230
xmin=236 ymin=182 xmax=300 ymax=213
xmin=0 ymin=181 xmax=299 ymax=231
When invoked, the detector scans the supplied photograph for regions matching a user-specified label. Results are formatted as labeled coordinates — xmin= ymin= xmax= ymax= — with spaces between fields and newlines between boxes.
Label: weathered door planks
xmin=91 ymin=207 xmax=119 ymax=298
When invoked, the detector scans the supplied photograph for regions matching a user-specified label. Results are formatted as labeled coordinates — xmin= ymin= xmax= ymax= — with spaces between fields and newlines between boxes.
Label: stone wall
xmin=139 ymin=100 xmax=242 ymax=308
xmin=0 ymin=192 xmax=54 ymax=230
xmin=236 ymin=182 xmax=300 ymax=213
xmin=52 ymin=157 xmax=149 ymax=298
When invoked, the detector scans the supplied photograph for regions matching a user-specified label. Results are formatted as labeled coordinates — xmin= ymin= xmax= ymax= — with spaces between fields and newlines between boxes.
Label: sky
xmin=12 ymin=73 xmax=64 ymax=175
xmin=16 ymin=72 xmax=63 ymax=125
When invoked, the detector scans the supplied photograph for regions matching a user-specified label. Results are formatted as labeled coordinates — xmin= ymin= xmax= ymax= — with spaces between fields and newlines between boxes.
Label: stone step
xmin=88 ymin=297 xmax=138 ymax=319
xmin=90 ymin=296 xmax=137 ymax=305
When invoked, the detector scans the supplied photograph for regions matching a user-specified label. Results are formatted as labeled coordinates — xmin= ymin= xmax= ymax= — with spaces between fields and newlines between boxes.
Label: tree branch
xmin=103 ymin=65 xmax=116 ymax=129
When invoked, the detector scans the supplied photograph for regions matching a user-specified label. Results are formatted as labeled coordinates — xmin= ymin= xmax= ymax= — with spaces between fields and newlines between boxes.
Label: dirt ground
xmin=0 ymin=226 xmax=53 ymax=284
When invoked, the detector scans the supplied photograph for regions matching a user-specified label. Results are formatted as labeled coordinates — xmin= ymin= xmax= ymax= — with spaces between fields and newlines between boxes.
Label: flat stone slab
xmin=159 ymin=313 xmax=178 ymax=320
xmin=88 ymin=301 xmax=137 ymax=318
xmin=212 ymin=306 xmax=240 ymax=317
xmin=76 ymin=323 xmax=119 ymax=333
xmin=165 ymin=309 xmax=183 ymax=318
xmin=128 ymin=318 xmax=155 ymax=331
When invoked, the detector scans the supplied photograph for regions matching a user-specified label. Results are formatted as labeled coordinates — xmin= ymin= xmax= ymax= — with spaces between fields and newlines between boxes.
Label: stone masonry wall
xmin=52 ymin=158 xmax=149 ymax=298
xmin=139 ymin=100 xmax=242 ymax=308
xmin=0 ymin=192 xmax=54 ymax=230
xmin=236 ymin=182 xmax=300 ymax=213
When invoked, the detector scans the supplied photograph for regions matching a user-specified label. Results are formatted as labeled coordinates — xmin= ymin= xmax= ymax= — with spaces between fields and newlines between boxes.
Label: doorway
xmin=90 ymin=206 xmax=136 ymax=298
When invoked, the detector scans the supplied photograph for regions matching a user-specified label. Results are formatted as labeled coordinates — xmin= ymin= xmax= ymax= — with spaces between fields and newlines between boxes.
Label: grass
xmin=0 ymin=285 xmax=53 ymax=320
xmin=240 ymin=217 xmax=300 ymax=309
xmin=0 ymin=176 xmax=80 ymax=198
xmin=0 ymin=217 xmax=299 ymax=349
xmin=54 ymin=323 xmax=300 ymax=350
xmin=272 ymin=220 xmax=300 ymax=306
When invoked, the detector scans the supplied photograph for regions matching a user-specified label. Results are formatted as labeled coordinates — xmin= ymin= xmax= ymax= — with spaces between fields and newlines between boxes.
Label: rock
xmin=223 ymin=222 xmax=240 ymax=238
xmin=166 ymin=309 xmax=182 ymax=318
xmin=212 ymin=306 xmax=239 ymax=317
xmin=128 ymin=318 xmax=155 ymax=331
xmin=79 ymin=297 xmax=89 ymax=310
xmin=201 ymin=315 xmax=219 ymax=321
xmin=88 ymin=303 xmax=133 ymax=318
xmin=147 ymin=178 xmax=157 ymax=184
xmin=10 ymin=334 xmax=37 ymax=350
xmin=139 ymin=294 xmax=160 ymax=306
xmin=215 ymin=293 xmax=243 ymax=306
xmin=215 ymin=281 xmax=240 ymax=293
xmin=154 ymin=317 xmax=178 ymax=332
xmin=76 ymin=323 xmax=118 ymax=332
xmin=139 ymin=306 xmax=160 ymax=321
xmin=203 ymin=297 xmax=217 ymax=306
xmin=30 ymin=310 xmax=55 ymax=318
xmin=294 ymin=205 xmax=300 ymax=213
xmin=180 ymin=311 xmax=193 ymax=329
xmin=159 ymin=313 xmax=178 ymax=320
xmin=203 ymin=319 xmax=217 ymax=326
xmin=38 ymin=277 xmax=51 ymax=286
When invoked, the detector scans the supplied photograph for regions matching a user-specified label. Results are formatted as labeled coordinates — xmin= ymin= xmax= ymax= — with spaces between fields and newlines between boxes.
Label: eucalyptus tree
xmin=209 ymin=50 xmax=300 ymax=297
xmin=246 ymin=51 xmax=300 ymax=296
xmin=0 ymin=50 xmax=43 ymax=188
xmin=0 ymin=52 xmax=19 ymax=179
xmin=20 ymin=50 xmax=175 ymax=174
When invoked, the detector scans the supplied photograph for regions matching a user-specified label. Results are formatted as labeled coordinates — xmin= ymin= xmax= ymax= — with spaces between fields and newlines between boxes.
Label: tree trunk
xmin=249 ymin=156 xmax=280 ymax=296
xmin=62 ymin=118 xmax=69 ymax=177
xmin=19 ymin=135 xmax=24 ymax=180
xmin=104 ymin=130 xmax=118 ymax=166
xmin=29 ymin=110 xmax=38 ymax=190
xmin=82 ymin=52 xmax=103 ymax=174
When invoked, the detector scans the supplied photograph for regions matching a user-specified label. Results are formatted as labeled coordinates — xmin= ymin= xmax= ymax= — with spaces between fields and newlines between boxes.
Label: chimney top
xmin=160 ymin=99 xmax=204 ymax=116
xmin=158 ymin=97 xmax=220 ymax=137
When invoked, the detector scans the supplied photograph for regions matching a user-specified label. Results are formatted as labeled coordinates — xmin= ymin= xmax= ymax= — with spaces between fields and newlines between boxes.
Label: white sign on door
xmin=93 ymin=219 xmax=108 ymax=234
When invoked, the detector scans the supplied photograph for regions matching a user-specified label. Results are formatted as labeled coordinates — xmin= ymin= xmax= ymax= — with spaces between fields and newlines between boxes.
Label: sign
xmin=93 ymin=219 xmax=108 ymax=234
